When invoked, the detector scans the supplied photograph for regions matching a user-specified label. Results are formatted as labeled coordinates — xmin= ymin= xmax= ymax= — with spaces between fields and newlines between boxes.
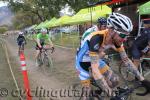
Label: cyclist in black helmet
xmin=81 ymin=17 xmax=107 ymax=44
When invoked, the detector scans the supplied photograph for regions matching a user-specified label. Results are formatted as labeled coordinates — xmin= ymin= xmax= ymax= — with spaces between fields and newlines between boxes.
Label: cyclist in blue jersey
xmin=75 ymin=13 xmax=150 ymax=98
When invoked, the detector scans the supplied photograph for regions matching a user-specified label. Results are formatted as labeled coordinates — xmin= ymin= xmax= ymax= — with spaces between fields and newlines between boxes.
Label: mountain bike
xmin=74 ymin=68 xmax=148 ymax=100
xmin=36 ymin=48 xmax=54 ymax=73
xmin=90 ymin=77 xmax=147 ymax=100
xmin=88 ymin=60 xmax=148 ymax=100
xmin=119 ymin=57 xmax=150 ymax=82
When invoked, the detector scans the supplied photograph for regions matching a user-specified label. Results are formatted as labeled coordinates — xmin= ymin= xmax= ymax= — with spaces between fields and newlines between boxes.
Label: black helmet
xmin=97 ymin=17 xmax=107 ymax=25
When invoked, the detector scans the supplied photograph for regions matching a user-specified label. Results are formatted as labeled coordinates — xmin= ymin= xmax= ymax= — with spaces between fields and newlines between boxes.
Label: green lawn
xmin=27 ymin=33 xmax=81 ymax=49
xmin=53 ymin=33 xmax=80 ymax=48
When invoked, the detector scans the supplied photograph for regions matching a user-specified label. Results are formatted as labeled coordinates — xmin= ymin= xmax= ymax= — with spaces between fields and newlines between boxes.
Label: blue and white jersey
xmin=81 ymin=25 xmax=98 ymax=45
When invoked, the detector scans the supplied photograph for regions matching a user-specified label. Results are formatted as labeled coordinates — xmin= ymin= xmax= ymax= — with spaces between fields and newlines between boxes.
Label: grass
xmin=27 ymin=33 xmax=81 ymax=49
xmin=52 ymin=33 xmax=80 ymax=48
xmin=0 ymin=41 xmax=22 ymax=100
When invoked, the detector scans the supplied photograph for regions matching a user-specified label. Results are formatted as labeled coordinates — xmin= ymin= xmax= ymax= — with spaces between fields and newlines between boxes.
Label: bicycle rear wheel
xmin=42 ymin=56 xmax=53 ymax=75
xmin=43 ymin=56 xmax=53 ymax=68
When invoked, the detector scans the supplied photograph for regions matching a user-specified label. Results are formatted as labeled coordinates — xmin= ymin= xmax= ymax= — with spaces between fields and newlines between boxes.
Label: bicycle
xmin=88 ymin=65 xmax=149 ymax=100
xmin=119 ymin=57 xmax=150 ymax=82
xmin=36 ymin=47 xmax=54 ymax=73
xmin=118 ymin=35 xmax=150 ymax=82
xmin=74 ymin=68 xmax=148 ymax=100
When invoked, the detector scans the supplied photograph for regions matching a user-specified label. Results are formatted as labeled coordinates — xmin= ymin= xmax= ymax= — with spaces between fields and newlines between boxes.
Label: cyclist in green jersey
xmin=35 ymin=28 xmax=54 ymax=63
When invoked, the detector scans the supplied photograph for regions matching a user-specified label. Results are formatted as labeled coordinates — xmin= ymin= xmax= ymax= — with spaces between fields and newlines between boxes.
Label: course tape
xmin=0 ymin=38 xmax=23 ymax=100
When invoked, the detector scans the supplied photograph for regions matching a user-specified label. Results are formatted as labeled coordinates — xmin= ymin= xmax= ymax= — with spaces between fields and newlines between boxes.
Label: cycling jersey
xmin=37 ymin=33 xmax=50 ymax=44
xmin=81 ymin=25 xmax=98 ymax=45
xmin=134 ymin=28 xmax=150 ymax=50
xmin=17 ymin=35 xmax=26 ymax=46
xmin=35 ymin=33 xmax=52 ymax=50
xmin=75 ymin=29 xmax=123 ymax=82
xmin=131 ymin=28 xmax=150 ymax=59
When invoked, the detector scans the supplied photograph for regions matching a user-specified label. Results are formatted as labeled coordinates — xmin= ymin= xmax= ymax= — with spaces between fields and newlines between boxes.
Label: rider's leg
xmin=133 ymin=59 xmax=141 ymax=69
xmin=35 ymin=50 xmax=40 ymax=60
xmin=76 ymin=65 xmax=91 ymax=100
xmin=131 ymin=44 xmax=142 ymax=68
xmin=18 ymin=41 xmax=21 ymax=55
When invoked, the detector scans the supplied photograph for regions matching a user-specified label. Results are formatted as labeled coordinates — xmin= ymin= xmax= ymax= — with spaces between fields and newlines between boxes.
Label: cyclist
xmin=75 ymin=13 xmax=150 ymax=98
xmin=35 ymin=28 xmax=54 ymax=66
xmin=131 ymin=21 xmax=150 ymax=68
xmin=17 ymin=31 xmax=26 ymax=55
xmin=81 ymin=17 xmax=107 ymax=44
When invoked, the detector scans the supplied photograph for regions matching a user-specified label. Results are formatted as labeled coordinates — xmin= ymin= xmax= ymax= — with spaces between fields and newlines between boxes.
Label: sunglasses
xmin=101 ymin=25 xmax=107 ymax=27
xmin=114 ymin=30 xmax=128 ymax=38
xmin=119 ymin=33 xmax=128 ymax=38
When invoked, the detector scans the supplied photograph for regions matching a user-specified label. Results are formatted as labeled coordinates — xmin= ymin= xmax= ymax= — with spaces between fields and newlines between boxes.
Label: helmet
xmin=97 ymin=17 xmax=107 ymax=25
xmin=41 ymin=28 xmax=47 ymax=33
xmin=107 ymin=13 xmax=133 ymax=33
xmin=19 ymin=32 xmax=23 ymax=35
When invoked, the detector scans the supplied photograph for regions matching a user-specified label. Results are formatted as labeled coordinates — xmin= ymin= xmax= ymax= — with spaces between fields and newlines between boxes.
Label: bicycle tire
xmin=43 ymin=56 xmax=53 ymax=68
xmin=141 ymin=60 xmax=150 ymax=79
xmin=119 ymin=62 xmax=135 ymax=82
xmin=36 ymin=55 xmax=43 ymax=67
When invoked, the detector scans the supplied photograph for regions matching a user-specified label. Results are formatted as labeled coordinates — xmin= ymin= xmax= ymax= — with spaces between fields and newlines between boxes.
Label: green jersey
xmin=37 ymin=33 xmax=50 ymax=44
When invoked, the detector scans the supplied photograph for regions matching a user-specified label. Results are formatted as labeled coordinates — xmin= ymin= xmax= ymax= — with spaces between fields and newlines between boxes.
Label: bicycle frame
xmin=39 ymin=49 xmax=48 ymax=63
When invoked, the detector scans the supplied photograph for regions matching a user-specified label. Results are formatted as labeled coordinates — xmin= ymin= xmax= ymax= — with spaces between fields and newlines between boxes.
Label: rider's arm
xmin=89 ymin=35 xmax=104 ymax=79
xmin=36 ymin=35 xmax=42 ymax=48
xmin=116 ymin=46 xmax=144 ymax=81
xmin=89 ymin=35 xmax=112 ymax=96
xmin=23 ymin=36 xmax=27 ymax=44
xmin=17 ymin=35 xmax=22 ymax=42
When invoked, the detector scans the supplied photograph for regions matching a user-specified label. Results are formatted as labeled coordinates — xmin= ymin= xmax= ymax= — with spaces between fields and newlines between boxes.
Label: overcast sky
xmin=0 ymin=1 xmax=8 ymax=7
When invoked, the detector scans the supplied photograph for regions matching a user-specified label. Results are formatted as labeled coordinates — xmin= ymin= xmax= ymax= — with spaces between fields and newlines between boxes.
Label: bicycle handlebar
xmin=40 ymin=47 xmax=54 ymax=53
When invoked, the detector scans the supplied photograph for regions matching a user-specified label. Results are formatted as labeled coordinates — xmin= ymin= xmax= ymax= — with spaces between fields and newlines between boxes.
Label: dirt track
xmin=1 ymin=34 xmax=150 ymax=100
xmin=3 ymin=35 xmax=80 ymax=100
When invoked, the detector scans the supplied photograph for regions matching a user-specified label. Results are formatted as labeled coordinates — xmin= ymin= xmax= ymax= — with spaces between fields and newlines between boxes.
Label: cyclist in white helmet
xmin=17 ymin=31 xmax=26 ymax=55
xmin=35 ymin=28 xmax=54 ymax=65
xmin=75 ymin=13 xmax=150 ymax=98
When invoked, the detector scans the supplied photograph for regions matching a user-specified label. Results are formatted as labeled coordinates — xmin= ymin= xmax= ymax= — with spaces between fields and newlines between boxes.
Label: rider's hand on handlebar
xmin=95 ymin=78 xmax=113 ymax=96
xmin=39 ymin=45 xmax=43 ymax=50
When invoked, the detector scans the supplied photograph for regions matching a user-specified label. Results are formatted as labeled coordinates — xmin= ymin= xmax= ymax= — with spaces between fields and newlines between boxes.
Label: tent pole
xmin=137 ymin=14 xmax=141 ymax=37
xmin=90 ymin=7 xmax=92 ymax=27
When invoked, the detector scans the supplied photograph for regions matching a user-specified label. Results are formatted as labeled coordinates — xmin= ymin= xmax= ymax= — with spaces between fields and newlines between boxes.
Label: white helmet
xmin=107 ymin=13 xmax=133 ymax=33
xmin=19 ymin=32 xmax=23 ymax=35
xmin=41 ymin=28 xmax=47 ymax=33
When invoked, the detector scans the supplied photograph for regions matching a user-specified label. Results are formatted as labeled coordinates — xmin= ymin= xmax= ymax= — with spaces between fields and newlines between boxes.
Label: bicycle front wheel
xmin=141 ymin=60 xmax=150 ymax=79
xmin=43 ymin=56 xmax=53 ymax=68
xmin=36 ymin=55 xmax=43 ymax=67
xmin=119 ymin=62 xmax=135 ymax=82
